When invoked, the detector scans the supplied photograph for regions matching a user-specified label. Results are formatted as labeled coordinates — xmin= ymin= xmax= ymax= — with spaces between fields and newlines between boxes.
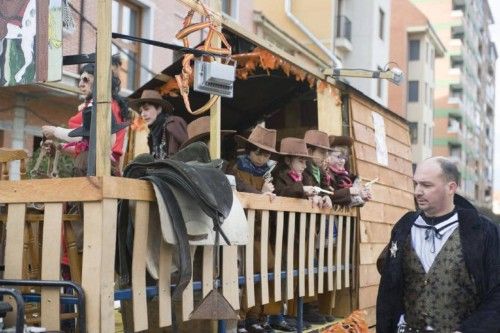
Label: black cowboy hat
xmin=68 ymin=105 xmax=129 ymax=138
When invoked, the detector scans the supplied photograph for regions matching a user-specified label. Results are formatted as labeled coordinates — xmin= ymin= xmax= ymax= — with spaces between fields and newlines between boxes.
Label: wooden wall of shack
xmin=347 ymin=90 xmax=415 ymax=327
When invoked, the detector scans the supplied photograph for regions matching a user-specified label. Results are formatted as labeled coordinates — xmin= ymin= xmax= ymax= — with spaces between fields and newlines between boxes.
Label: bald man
xmin=376 ymin=157 xmax=500 ymax=333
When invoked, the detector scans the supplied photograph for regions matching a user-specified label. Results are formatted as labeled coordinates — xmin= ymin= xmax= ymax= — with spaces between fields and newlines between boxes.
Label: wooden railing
xmin=0 ymin=177 xmax=357 ymax=332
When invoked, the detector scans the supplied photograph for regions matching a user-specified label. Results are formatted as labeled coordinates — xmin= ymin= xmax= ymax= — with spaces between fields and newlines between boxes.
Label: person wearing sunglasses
xmin=41 ymin=62 xmax=129 ymax=170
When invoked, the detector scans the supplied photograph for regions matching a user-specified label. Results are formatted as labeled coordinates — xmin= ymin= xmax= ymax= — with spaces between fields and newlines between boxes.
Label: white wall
xmin=342 ymin=0 xmax=391 ymax=106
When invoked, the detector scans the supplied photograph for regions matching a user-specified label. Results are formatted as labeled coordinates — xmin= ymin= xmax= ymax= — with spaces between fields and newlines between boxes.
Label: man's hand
xmin=42 ymin=125 xmax=57 ymax=139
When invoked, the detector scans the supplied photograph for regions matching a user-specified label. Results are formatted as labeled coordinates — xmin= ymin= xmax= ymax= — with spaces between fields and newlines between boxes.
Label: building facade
xmin=411 ymin=0 xmax=497 ymax=207
xmin=388 ymin=0 xmax=445 ymax=166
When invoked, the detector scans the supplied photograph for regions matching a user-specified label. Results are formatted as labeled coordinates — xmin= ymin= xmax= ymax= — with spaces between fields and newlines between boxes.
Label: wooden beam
xmin=95 ymin=0 xmax=113 ymax=176
xmin=317 ymin=82 xmax=342 ymax=136
xmin=209 ymin=0 xmax=222 ymax=159
xmin=236 ymin=192 xmax=357 ymax=216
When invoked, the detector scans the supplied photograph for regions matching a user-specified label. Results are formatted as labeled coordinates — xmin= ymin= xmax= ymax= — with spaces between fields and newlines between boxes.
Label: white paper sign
xmin=372 ymin=112 xmax=388 ymax=166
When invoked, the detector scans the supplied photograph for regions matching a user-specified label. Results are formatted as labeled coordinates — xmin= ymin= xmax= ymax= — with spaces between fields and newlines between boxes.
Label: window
xmin=430 ymin=87 xmax=434 ymax=108
xmin=221 ymin=0 xmax=238 ymax=19
xmin=426 ymin=42 xmax=429 ymax=62
xmin=409 ymin=40 xmax=420 ymax=61
xmin=112 ymin=0 xmax=143 ymax=90
xmin=409 ymin=122 xmax=418 ymax=144
xmin=378 ymin=9 xmax=385 ymax=40
xmin=408 ymin=81 xmax=419 ymax=102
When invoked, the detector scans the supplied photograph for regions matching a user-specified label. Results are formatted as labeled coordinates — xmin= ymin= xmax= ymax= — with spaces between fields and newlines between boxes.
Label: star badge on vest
xmin=390 ymin=241 xmax=398 ymax=258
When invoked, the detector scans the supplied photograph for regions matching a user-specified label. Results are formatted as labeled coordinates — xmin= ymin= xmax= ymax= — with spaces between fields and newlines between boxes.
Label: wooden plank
xmin=95 ymin=0 xmax=113 ymax=177
xmin=102 ymin=177 xmax=155 ymax=201
xmin=159 ymin=242 xmax=173 ymax=327
xmin=298 ymin=213 xmax=306 ymax=297
xmin=359 ymin=285 xmax=379 ymax=309
xmin=222 ymin=245 xmax=239 ymax=310
xmin=307 ymin=214 xmax=316 ymax=297
xmin=237 ymin=193 xmax=356 ymax=216
xmin=182 ymin=246 xmax=197 ymax=321
xmin=336 ymin=215 xmax=344 ymax=290
xmin=359 ymin=220 xmax=393 ymax=244
xmin=81 ymin=202 xmax=103 ymax=333
xmin=317 ymin=82 xmax=342 ymax=135
xmin=41 ymin=203 xmax=63 ymax=331
xmin=354 ymin=142 xmax=413 ymax=177
xmin=0 ymin=178 xmax=102 ymax=203
xmin=317 ymin=214 xmax=326 ymax=294
xmin=359 ymin=201 xmax=385 ymax=223
xmin=359 ymin=264 xmax=381 ymax=288
xmin=286 ymin=212 xmax=296 ymax=300
xmin=350 ymin=98 xmax=410 ymax=145
xmin=344 ymin=216 xmax=351 ymax=288
xmin=260 ymin=210 xmax=270 ymax=305
xmin=356 ymin=159 xmax=414 ymax=193
xmin=327 ymin=215 xmax=334 ymax=291
xmin=4 ymin=203 xmax=27 ymax=323
xmin=273 ymin=211 xmax=284 ymax=302
xmin=352 ymin=122 xmax=412 ymax=162
xmin=132 ymin=201 xmax=150 ymax=332
xmin=202 ymin=246 xmax=214 ymax=298
xmin=360 ymin=243 xmax=388 ymax=265
xmin=368 ymin=184 xmax=415 ymax=210
xmin=245 ymin=210 xmax=256 ymax=308
xmin=100 ymin=199 xmax=118 ymax=333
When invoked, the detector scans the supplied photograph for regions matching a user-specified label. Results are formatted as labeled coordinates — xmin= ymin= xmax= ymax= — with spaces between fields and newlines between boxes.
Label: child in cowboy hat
xmin=273 ymin=137 xmax=323 ymax=203
xmin=129 ymin=89 xmax=188 ymax=159
xmin=234 ymin=126 xmax=278 ymax=198
xmin=302 ymin=130 xmax=334 ymax=209
xmin=324 ymin=135 xmax=372 ymax=207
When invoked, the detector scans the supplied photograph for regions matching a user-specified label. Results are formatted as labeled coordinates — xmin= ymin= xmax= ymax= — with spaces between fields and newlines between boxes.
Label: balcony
xmin=335 ymin=15 xmax=352 ymax=53
xmin=452 ymin=0 xmax=465 ymax=11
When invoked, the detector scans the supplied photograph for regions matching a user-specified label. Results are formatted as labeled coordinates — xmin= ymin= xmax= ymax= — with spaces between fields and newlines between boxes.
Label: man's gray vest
xmin=402 ymin=229 xmax=479 ymax=331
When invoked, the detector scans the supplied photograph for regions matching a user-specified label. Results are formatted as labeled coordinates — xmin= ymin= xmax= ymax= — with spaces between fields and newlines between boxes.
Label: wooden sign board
xmin=0 ymin=0 xmax=62 ymax=86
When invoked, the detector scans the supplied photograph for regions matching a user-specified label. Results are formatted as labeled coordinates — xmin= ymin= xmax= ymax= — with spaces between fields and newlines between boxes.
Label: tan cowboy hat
xmin=304 ymin=130 xmax=334 ymax=151
xmin=329 ymin=135 xmax=354 ymax=147
xmin=278 ymin=137 xmax=311 ymax=158
xmin=128 ymin=89 xmax=174 ymax=113
xmin=235 ymin=126 xmax=277 ymax=154
xmin=180 ymin=116 xmax=236 ymax=149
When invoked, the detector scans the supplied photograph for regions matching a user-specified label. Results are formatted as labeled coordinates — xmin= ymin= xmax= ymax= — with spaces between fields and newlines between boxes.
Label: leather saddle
xmin=117 ymin=142 xmax=235 ymax=298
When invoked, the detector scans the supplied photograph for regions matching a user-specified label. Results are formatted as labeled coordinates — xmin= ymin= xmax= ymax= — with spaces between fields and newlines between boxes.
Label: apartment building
xmin=253 ymin=0 xmax=391 ymax=106
xmin=388 ymin=0 xmax=445 ymax=166
xmin=411 ymin=0 xmax=497 ymax=207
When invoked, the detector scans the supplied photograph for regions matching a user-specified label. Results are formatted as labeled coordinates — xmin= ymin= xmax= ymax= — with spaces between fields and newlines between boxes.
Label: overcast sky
xmin=489 ymin=0 xmax=500 ymax=190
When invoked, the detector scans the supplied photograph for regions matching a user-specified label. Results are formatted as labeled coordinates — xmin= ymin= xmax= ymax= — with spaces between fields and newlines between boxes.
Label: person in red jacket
xmin=42 ymin=63 xmax=129 ymax=166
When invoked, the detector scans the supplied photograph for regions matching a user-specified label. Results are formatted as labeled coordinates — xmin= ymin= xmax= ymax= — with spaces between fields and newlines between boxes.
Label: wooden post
xmin=95 ymin=0 xmax=112 ymax=176
xmin=317 ymin=81 xmax=342 ymax=136
xmin=209 ymin=0 xmax=222 ymax=159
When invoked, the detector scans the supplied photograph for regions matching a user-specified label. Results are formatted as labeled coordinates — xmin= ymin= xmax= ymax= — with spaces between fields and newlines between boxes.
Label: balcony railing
xmin=336 ymin=15 xmax=352 ymax=42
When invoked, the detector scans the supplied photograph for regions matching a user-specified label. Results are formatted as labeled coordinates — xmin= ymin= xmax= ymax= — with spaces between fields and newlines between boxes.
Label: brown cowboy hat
xmin=180 ymin=116 xmax=236 ymax=149
xmin=278 ymin=137 xmax=310 ymax=158
xmin=304 ymin=130 xmax=334 ymax=151
xmin=235 ymin=126 xmax=277 ymax=154
xmin=128 ymin=89 xmax=174 ymax=113
xmin=329 ymin=135 xmax=354 ymax=147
